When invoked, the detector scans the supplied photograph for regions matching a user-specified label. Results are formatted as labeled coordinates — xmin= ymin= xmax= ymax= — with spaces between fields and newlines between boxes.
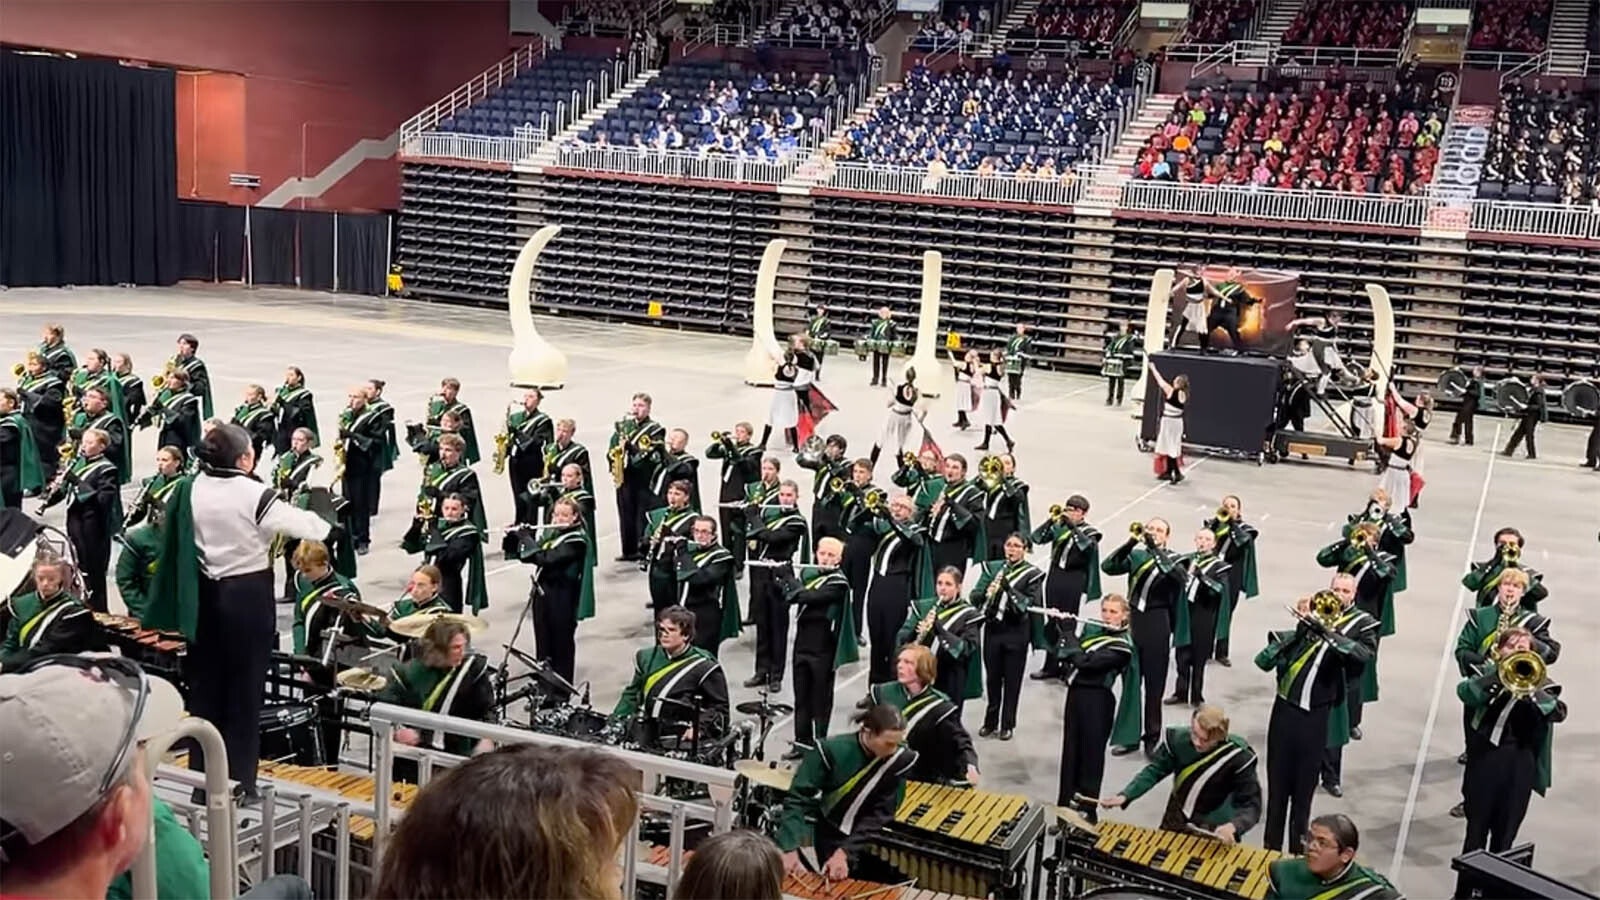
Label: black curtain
xmin=249 ymin=207 xmax=299 ymax=286
xmin=177 ymin=200 xmax=246 ymax=282
xmin=0 ymin=50 xmax=180 ymax=287
xmin=336 ymin=213 xmax=389 ymax=296
xmin=298 ymin=211 xmax=335 ymax=291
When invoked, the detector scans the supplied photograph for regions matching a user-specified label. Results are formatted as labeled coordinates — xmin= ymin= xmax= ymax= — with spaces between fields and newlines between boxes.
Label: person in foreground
xmin=1265 ymin=814 xmax=1401 ymax=899
xmin=1100 ymin=703 xmax=1261 ymax=844
xmin=673 ymin=829 xmax=784 ymax=900
xmin=373 ymin=743 xmax=639 ymax=899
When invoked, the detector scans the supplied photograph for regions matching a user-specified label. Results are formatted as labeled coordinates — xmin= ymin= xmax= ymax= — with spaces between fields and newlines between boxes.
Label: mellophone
xmin=642 ymin=845 xmax=978 ymax=900
xmin=1046 ymin=808 xmax=1282 ymax=900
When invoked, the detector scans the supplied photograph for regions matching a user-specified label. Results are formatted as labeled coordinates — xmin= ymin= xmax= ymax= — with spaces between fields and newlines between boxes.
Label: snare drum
xmin=259 ymin=702 xmax=326 ymax=766
xmin=564 ymin=708 xmax=610 ymax=739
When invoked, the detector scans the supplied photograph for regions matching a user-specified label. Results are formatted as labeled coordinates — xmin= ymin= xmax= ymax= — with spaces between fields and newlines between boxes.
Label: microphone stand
xmin=495 ymin=560 xmax=542 ymax=709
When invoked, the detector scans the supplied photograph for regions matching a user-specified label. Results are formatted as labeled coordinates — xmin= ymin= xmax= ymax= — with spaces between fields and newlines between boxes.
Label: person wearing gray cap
xmin=143 ymin=422 xmax=333 ymax=801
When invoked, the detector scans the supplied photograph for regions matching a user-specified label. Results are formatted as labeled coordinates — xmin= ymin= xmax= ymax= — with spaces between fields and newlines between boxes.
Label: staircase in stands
xmin=970 ymin=0 xmax=1039 ymax=59
xmin=526 ymin=69 xmax=661 ymax=170
xmin=1250 ymin=0 xmax=1304 ymax=44
xmin=1074 ymin=90 xmax=1174 ymax=209
xmin=1544 ymin=0 xmax=1592 ymax=75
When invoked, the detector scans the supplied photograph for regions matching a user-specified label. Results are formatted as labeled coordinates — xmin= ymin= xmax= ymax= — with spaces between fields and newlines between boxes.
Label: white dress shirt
xmin=191 ymin=471 xmax=331 ymax=579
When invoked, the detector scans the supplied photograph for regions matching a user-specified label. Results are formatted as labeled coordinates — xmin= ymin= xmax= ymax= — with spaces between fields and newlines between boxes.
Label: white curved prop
xmin=743 ymin=239 xmax=788 ymax=386
xmin=507 ymin=225 xmax=568 ymax=390
xmin=1131 ymin=267 xmax=1175 ymax=414
xmin=1365 ymin=282 xmax=1397 ymax=435
xmin=904 ymin=250 xmax=951 ymax=399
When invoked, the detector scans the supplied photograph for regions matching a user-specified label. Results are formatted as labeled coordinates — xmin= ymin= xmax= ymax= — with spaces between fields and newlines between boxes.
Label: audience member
xmin=1469 ymin=0 xmax=1551 ymax=53
xmin=673 ymin=829 xmax=785 ymax=900
xmin=1006 ymin=0 xmax=1133 ymax=57
xmin=1281 ymin=0 xmax=1408 ymax=48
xmin=1184 ymin=0 xmax=1257 ymax=43
xmin=1485 ymin=77 xmax=1599 ymax=204
xmin=764 ymin=0 xmax=882 ymax=48
xmin=373 ymin=744 xmax=640 ymax=899
xmin=912 ymin=3 xmax=994 ymax=52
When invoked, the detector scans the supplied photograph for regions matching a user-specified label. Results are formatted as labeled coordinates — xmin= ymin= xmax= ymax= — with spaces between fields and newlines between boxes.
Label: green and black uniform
xmin=291 ymin=568 xmax=362 ymax=660
xmin=402 ymin=458 xmax=485 ymax=554
xmin=513 ymin=520 xmax=594 ymax=685
xmin=867 ymin=680 xmax=975 ymax=785
xmin=68 ymin=405 xmax=130 ymax=485
xmin=505 ymin=404 xmax=553 ymax=514
xmin=18 ymin=369 xmax=67 ymax=482
xmin=376 ymin=652 xmax=494 ymax=778
xmin=796 ymin=446 xmax=850 ymax=544
xmin=1266 ymin=858 xmax=1401 ymax=900
xmin=969 ymin=557 xmax=1043 ymax=733
xmin=1457 ymin=660 xmax=1566 ymax=858
xmin=1029 ymin=517 xmax=1102 ymax=677
xmin=125 ymin=470 xmax=181 ymax=530
xmin=927 ymin=476 xmax=987 ymax=573
xmin=612 ymin=643 xmax=730 ymax=750
xmin=1102 ymin=328 xmax=1140 ymax=406
xmin=1003 ymin=331 xmax=1031 ymax=399
xmin=644 ymin=503 xmax=698 ymax=615
xmin=773 ymin=731 xmax=919 ymax=866
xmin=40 ymin=452 xmax=122 ymax=613
xmin=675 ymin=539 xmax=741 ymax=655
xmin=270 ymin=448 xmax=328 ymax=597
xmin=1204 ymin=512 xmax=1259 ymax=660
xmin=1172 ymin=550 xmax=1231 ymax=704
xmin=171 ymin=352 xmax=213 ymax=418
xmin=1 ymin=590 xmax=105 ymax=671
xmin=1113 ymin=725 xmax=1262 ymax=838
xmin=781 ymin=565 xmax=858 ymax=747
xmin=1462 ymin=551 xmax=1549 ymax=613
xmin=0 ymin=407 xmax=44 ymax=509
xmin=425 ymin=393 xmax=481 ymax=464
xmin=423 ymin=518 xmax=488 ymax=614
xmin=705 ymin=434 xmax=764 ymax=569
xmin=1102 ymin=535 xmax=1186 ymax=750
xmin=338 ymin=402 xmax=391 ymax=550
xmin=897 ymin=596 xmax=983 ymax=711
xmin=271 ymin=381 xmax=318 ymax=455
xmin=1056 ymin=623 xmax=1138 ymax=817
xmin=864 ymin=316 xmax=898 ymax=385
xmin=231 ymin=400 xmax=276 ymax=461
xmin=138 ymin=385 xmax=202 ymax=463
xmin=545 ymin=437 xmax=593 ymax=493
xmin=114 ymin=524 xmax=163 ymax=620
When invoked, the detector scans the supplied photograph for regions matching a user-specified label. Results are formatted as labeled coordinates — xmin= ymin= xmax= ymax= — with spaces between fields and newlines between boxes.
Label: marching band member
xmin=402 ymin=434 xmax=484 ymax=554
xmin=38 ymin=428 xmax=120 ymax=613
xmin=114 ymin=517 xmax=162 ymax=620
xmin=866 ymin=644 xmax=977 ymax=784
xmin=764 ymin=351 xmax=801 ymax=452
xmin=971 ymin=534 xmax=1044 ymax=740
xmin=547 ymin=417 xmax=593 ymax=491
xmin=1147 ymin=364 xmax=1189 ymax=484
xmin=1102 ymin=518 xmax=1185 ymax=755
xmin=1462 ymin=527 xmax=1548 ymax=612
xmin=1169 ymin=530 xmax=1231 ymax=707
xmin=981 ymin=453 xmax=1029 ymax=560
xmin=1315 ymin=522 xmax=1394 ymax=741
xmin=675 ymin=515 xmax=741 ymax=655
xmin=171 ymin=333 xmax=213 ymax=418
xmin=610 ymin=393 xmax=666 ymax=562
xmin=744 ymin=479 xmax=808 ymax=691
xmin=406 ymin=411 xmax=463 ymax=462
xmin=0 ymin=388 xmax=43 ymax=509
xmin=1347 ymin=488 xmax=1412 ymax=610
xmin=1102 ymin=704 xmax=1262 ymax=844
xmin=644 ymin=480 xmax=697 ymax=615
xmin=864 ymin=495 xmax=931 ymax=682
xmin=706 ymin=423 xmax=764 ymax=571
xmin=1055 ymin=594 xmax=1134 ymax=822
xmin=36 ymin=324 xmax=76 ymax=383
xmin=1456 ymin=627 xmax=1566 ymax=867
xmin=612 ymin=606 xmax=730 ymax=751
xmin=1254 ymin=591 xmax=1375 ymax=854
xmin=69 ymin=349 xmax=127 ymax=422
xmin=231 ymin=384 xmax=275 ymax=461
xmin=289 ymin=539 xmax=362 ymax=659
xmin=125 ymin=446 xmax=184 ymax=529
xmin=389 ymin=565 xmax=451 ymax=620
xmin=866 ymin=306 xmax=896 ymax=387
xmin=377 ymin=618 xmax=495 ymax=779
xmin=1 ymin=556 xmax=106 ymax=670
xmin=869 ymin=368 xmax=919 ymax=468
xmin=839 ymin=459 xmax=879 ymax=642
xmin=649 ymin=428 xmax=701 ymax=512
xmin=778 ymin=537 xmax=856 ymax=757
xmin=271 ymin=427 xmax=324 ymax=600
xmin=927 ymin=454 xmax=986 ymax=573
xmin=975 ymin=349 xmax=1014 ymax=452
xmin=797 ymin=434 xmax=850 ymax=544
xmin=1316 ymin=574 xmax=1382 ymax=797
xmin=776 ymin=705 xmax=917 ymax=881
xmin=514 ymin=497 xmax=595 ymax=685
xmin=807 ymin=303 xmax=831 ymax=379
xmin=1004 ymin=324 xmax=1031 ymax=401
xmin=18 ymin=353 xmax=67 ymax=483
xmin=898 ymin=566 xmax=983 ymax=714
xmin=504 ymin=389 xmax=553 ymax=512
xmin=112 ymin=352 xmax=146 ymax=426
xmin=1449 ymin=365 xmax=1486 ymax=446
xmin=1266 ymin=815 xmax=1400 ymax=900
xmin=529 ymin=462 xmax=597 ymax=541
xmin=1030 ymin=495 xmax=1102 ymax=681
xmin=425 ymin=377 xmax=481 ymax=464
xmin=952 ymin=350 xmax=978 ymax=430
xmin=271 ymin=366 xmax=317 ymax=455
xmin=337 ymin=387 xmax=388 ymax=555
xmin=424 ymin=494 xmax=489 ymax=614
xmin=137 ymin=368 xmax=201 ymax=463
xmin=361 ymin=379 xmax=400 ymax=515
xmin=1102 ymin=320 xmax=1139 ymax=407
xmin=892 ymin=447 xmax=944 ymax=518
xmin=68 ymin=387 xmax=129 ymax=485
xmin=1204 ymin=494 xmax=1258 ymax=665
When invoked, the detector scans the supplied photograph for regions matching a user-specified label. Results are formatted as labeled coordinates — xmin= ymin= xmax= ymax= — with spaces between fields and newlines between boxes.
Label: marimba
xmin=643 ymin=845 xmax=976 ymax=900
xmin=256 ymin=760 xmax=419 ymax=842
xmin=870 ymin=781 xmax=1045 ymax=898
xmin=1052 ymin=813 xmax=1283 ymax=900
xmin=95 ymin=613 xmax=186 ymax=681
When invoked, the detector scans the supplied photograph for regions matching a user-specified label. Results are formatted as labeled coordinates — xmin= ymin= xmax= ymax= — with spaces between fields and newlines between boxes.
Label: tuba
xmin=1497 ymin=650 xmax=1545 ymax=698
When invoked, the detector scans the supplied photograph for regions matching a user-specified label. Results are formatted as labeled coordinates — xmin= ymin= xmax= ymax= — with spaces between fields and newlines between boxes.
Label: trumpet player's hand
xmin=395 ymin=727 xmax=421 ymax=746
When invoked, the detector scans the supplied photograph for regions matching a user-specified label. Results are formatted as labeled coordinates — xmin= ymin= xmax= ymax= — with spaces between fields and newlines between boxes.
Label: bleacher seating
xmin=1457 ymin=240 xmax=1600 ymax=383
xmin=577 ymin=61 xmax=834 ymax=158
xmin=911 ymin=2 xmax=997 ymax=51
xmin=1468 ymin=0 xmax=1551 ymax=53
xmin=1006 ymin=0 xmax=1134 ymax=53
xmin=836 ymin=65 xmax=1123 ymax=172
xmin=396 ymin=164 xmax=519 ymax=302
xmin=1134 ymin=79 xmax=1449 ymax=193
xmin=437 ymin=54 xmax=616 ymax=137
xmin=682 ymin=0 xmax=756 ymax=30
xmin=565 ymin=0 xmax=654 ymax=36
xmin=1281 ymin=0 xmax=1410 ymax=48
xmin=1183 ymin=0 xmax=1258 ymax=43
xmin=761 ymin=0 xmax=885 ymax=47
xmin=1479 ymin=81 xmax=1599 ymax=205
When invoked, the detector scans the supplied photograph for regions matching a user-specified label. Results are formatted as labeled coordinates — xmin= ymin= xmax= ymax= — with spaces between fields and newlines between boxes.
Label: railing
xmin=681 ymin=22 xmax=747 ymax=52
xmin=997 ymin=34 xmax=1123 ymax=55
xmin=399 ymin=39 xmax=546 ymax=150
xmin=136 ymin=719 xmax=237 ymax=899
xmin=1190 ymin=39 xmax=1240 ymax=77
xmin=1269 ymin=44 xmax=1404 ymax=67
xmin=1112 ymin=4 xmax=1141 ymax=50
xmin=1461 ymin=48 xmax=1540 ymax=69
xmin=1415 ymin=0 xmax=1473 ymax=7
xmin=825 ymin=161 xmax=1096 ymax=204
xmin=1121 ymin=180 xmax=1429 ymax=229
xmin=405 ymin=125 xmax=549 ymax=164
xmin=1469 ymin=200 xmax=1600 ymax=241
xmin=551 ymin=145 xmax=803 ymax=182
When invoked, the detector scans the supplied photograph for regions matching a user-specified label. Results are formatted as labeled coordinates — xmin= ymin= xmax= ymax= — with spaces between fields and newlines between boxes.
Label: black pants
xmin=1585 ymin=417 xmax=1600 ymax=467
xmin=937 ymin=656 xmax=970 ymax=717
xmin=844 ymin=532 xmax=875 ymax=639
xmin=279 ymin=539 xmax=301 ymax=601
xmin=1131 ymin=605 xmax=1174 ymax=747
xmin=1172 ymin=601 xmax=1217 ymax=703
xmin=792 ymin=639 xmax=835 ymax=747
xmin=1320 ymin=673 xmax=1364 ymax=786
xmin=187 ymin=569 xmax=276 ymax=796
xmin=648 ymin=567 xmax=677 ymax=616
xmin=1503 ymin=415 xmax=1539 ymax=458
xmin=342 ymin=467 xmax=378 ymax=547
xmin=1106 ymin=375 xmax=1126 ymax=405
xmin=1058 ymin=685 xmax=1115 ymax=816
xmin=532 ymin=582 xmax=579 ymax=686
xmin=687 ymin=600 xmax=722 ymax=655
xmin=1214 ymin=570 xmax=1243 ymax=659
xmin=1 ymin=482 xmax=20 ymax=510
xmin=1201 ymin=307 xmax=1243 ymax=352
xmin=67 ymin=512 xmax=110 ymax=614
xmin=982 ymin=627 xmax=1028 ymax=731
xmin=37 ymin=439 xmax=61 ymax=486
xmin=617 ymin=475 xmax=650 ymax=558
xmin=866 ymin=574 xmax=910 ymax=683
xmin=1450 ymin=406 xmax=1477 ymax=445
xmin=1007 ymin=372 xmax=1023 ymax=400
xmin=1264 ymin=699 xmax=1331 ymax=854
xmin=719 ymin=504 xmax=747 ymax=571
xmin=1460 ymin=735 xmax=1537 ymax=857
xmin=871 ymin=351 xmax=890 ymax=385
xmin=751 ymin=569 xmax=788 ymax=682
xmin=1038 ymin=568 xmax=1087 ymax=675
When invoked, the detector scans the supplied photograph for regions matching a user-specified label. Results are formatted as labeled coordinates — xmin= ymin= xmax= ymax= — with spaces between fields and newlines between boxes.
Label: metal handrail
xmin=1271 ymin=44 xmax=1405 ymax=66
xmin=553 ymin=144 xmax=803 ymax=182
xmin=136 ymin=719 xmax=237 ymax=900
xmin=399 ymin=39 xmax=546 ymax=149
xmin=1190 ymin=39 xmax=1238 ymax=77
xmin=1462 ymin=48 xmax=1541 ymax=69
xmin=1112 ymin=4 xmax=1141 ymax=50
xmin=403 ymin=126 xmax=548 ymax=164
xmin=1498 ymin=48 xmax=1552 ymax=85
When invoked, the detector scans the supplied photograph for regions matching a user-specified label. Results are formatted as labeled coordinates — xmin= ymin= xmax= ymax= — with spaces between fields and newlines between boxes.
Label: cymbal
xmin=1047 ymin=804 xmax=1100 ymax=836
xmin=336 ymin=667 xmax=388 ymax=693
xmin=322 ymin=593 xmax=391 ymax=619
xmin=735 ymin=698 xmax=794 ymax=717
xmin=735 ymin=759 xmax=795 ymax=791
xmin=388 ymin=611 xmax=489 ymax=639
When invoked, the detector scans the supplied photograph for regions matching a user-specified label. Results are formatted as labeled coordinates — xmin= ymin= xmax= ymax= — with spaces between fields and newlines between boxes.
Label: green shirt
xmin=773 ymin=731 xmax=917 ymax=853
xmin=106 ymin=799 xmax=208 ymax=900
xmin=1265 ymin=858 xmax=1401 ymax=900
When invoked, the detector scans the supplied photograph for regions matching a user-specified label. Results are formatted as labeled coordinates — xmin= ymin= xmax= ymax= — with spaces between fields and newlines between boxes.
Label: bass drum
xmin=1492 ymin=378 xmax=1530 ymax=415
xmin=1435 ymin=367 xmax=1471 ymax=400
xmin=1561 ymin=380 xmax=1598 ymax=418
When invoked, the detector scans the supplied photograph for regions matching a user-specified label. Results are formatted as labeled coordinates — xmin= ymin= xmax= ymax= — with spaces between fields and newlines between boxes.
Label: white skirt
xmin=954 ymin=378 xmax=974 ymax=413
xmin=1379 ymin=461 xmax=1411 ymax=508
xmin=1182 ymin=299 xmax=1207 ymax=332
xmin=979 ymin=384 xmax=1003 ymax=426
xmin=1155 ymin=414 xmax=1185 ymax=457
xmin=878 ymin=408 xmax=914 ymax=451
xmin=769 ymin=386 xmax=799 ymax=428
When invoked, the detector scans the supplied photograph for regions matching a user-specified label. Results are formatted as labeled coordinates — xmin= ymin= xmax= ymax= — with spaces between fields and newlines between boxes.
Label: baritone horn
xmin=1497 ymin=649 xmax=1545 ymax=698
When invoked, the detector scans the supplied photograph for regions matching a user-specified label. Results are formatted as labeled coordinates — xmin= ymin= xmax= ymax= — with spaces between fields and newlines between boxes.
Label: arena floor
xmin=4 ymin=284 xmax=1596 ymax=898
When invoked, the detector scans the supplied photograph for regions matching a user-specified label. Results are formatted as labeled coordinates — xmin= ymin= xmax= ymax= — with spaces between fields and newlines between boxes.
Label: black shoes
xmin=1449 ymin=802 xmax=1466 ymax=818
xmin=1350 ymin=726 xmax=1363 ymax=740
xmin=782 ymin=747 xmax=806 ymax=762
xmin=1030 ymin=669 xmax=1059 ymax=681
xmin=1323 ymin=782 xmax=1343 ymax=798
xmin=1457 ymin=751 xmax=1468 ymax=765
xmin=1110 ymin=744 xmax=1139 ymax=757
xmin=979 ymin=725 xmax=996 ymax=738
xmin=997 ymin=729 xmax=1014 ymax=741
xmin=1214 ymin=656 xmax=1232 ymax=667
xmin=743 ymin=674 xmax=769 ymax=689
xmin=1163 ymin=693 xmax=1188 ymax=706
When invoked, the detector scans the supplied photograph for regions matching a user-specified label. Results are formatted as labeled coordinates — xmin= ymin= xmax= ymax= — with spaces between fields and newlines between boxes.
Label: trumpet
xmin=710 ymin=430 xmax=727 ymax=443
xmin=415 ymin=495 xmax=435 ymax=522
xmin=1215 ymin=506 xmax=1231 ymax=523
xmin=492 ymin=431 xmax=511 ymax=475
xmin=1503 ymin=542 xmax=1521 ymax=565
xmin=10 ymin=363 xmax=22 ymax=378
xmin=863 ymin=487 xmax=886 ymax=511
xmin=1049 ymin=503 xmax=1066 ymax=523
xmin=978 ymin=454 xmax=1004 ymax=489
xmin=1497 ymin=649 xmax=1545 ymax=698
xmin=900 ymin=451 xmax=917 ymax=469
xmin=1128 ymin=521 xmax=1144 ymax=540
xmin=828 ymin=475 xmax=846 ymax=494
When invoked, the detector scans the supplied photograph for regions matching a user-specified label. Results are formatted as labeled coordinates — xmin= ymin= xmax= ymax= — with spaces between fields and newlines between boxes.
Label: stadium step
xmin=526 ymin=68 xmax=660 ymax=170
xmin=1252 ymin=0 xmax=1305 ymax=43
xmin=1105 ymin=92 xmax=1179 ymax=172
xmin=1545 ymin=0 xmax=1591 ymax=75
xmin=971 ymin=0 xmax=1040 ymax=58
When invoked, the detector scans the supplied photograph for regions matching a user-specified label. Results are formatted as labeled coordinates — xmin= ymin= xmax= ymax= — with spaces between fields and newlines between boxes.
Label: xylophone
xmin=95 ymin=613 xmax=186 ymax=681
xmin=256 ymin=760 xmax=420 ymax=843
xmin=1053 ymin=816 xmax=1283 ymax=900
xmin=642 ymin=845 xmax=977 ymax=900
xmin=869 ymin=781 xmax=1046 ymax=899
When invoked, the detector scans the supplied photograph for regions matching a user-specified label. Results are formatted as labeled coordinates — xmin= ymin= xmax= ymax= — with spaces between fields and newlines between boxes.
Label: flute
xmin=500 ymin=522 xmax=570 ymax=534
xmin=1026 ymin=606 xmax=1114 ymax=628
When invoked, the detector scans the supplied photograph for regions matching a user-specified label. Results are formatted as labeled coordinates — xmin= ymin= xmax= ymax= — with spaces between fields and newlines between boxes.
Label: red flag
xmin=796 ymin=408 xmax=818 ymax=445
xmin=795 ymin=385 xmax=838 ymax=445
xmin=919 ymin=423 xmax=944 ymax=465
xmin=1382 ymin=392 xmax=1401 ymax=439
xmin=1153 ymin=454 xmax=1184 ymax=477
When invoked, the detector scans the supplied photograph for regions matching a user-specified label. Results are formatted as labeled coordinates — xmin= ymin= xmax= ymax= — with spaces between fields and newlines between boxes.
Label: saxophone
xmin=985 ymin=570 xmax=1008 ymax=618
xmin=608 ymin=417 xmax=630 ymax=487
xmin=915 ymin=603 xmax=939 ymax=643
xmin=492 ymin=431 xmax=510 ymax=475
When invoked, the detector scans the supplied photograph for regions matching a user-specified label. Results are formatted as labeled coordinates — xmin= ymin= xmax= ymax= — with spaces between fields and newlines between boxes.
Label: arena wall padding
xmin=1138 ymin=351 xmax=1280 ymax=457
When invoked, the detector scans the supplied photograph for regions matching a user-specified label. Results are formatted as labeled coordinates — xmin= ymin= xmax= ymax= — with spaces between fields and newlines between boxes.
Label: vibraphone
xmin=255 ymin=760 xmax=422 ymax=898
xmin=95 ymin=613 xmax=186 ymax=683
xmin=642 ymin=845 xmax=978 ymax=900
xmin=1052 ymin=818 xmax=1283 ymax=900
xmin=868 ymin=781 xmax=1046 ymax=899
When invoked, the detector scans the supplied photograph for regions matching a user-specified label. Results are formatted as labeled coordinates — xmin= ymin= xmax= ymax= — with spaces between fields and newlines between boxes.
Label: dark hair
xmin=668 ymin=479 xmax=694 ymax=498
xmin=936 ymin=565 xmax=963 ymax=585
xmin=1065 ymin=494 xmax=1090 ymax=511
xmin=851 ymin=703 xmax=907 ymax=734
xmin=419 ymin=619 xmax=470 ymax=667
xmin=945 ymin=453 xmax=967 ymax=472
xmin=373 ymin=745 xmax=639 ymax=900
xmin=825 ymin=434 xmax=848 ymax=451
xmin=1308 ymin=813 xmax=1359 ymax=852
xmin=672 ymin=830 xmax=783 ymax=900
xmin=178 ymin=332 xmax=199 ymax=350
xmin=659 ymin=605 xmax=696 ymax=637
xmin=1493 ymin=527 xmax=1525 ymax=547
xmin=198 ymin=422 xmax=252 ymax=469
xmin=691 ymin=515 xmax=717 ymax=534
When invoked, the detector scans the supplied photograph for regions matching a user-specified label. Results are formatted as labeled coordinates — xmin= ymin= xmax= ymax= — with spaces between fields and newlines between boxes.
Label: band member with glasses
xmin=1266 ymin=815 xmax=1400 ymax=899
xmin=676 ymin=515 xmax=741 ymax=655
xmin=611 ymin=606 xmax=731 ymax=752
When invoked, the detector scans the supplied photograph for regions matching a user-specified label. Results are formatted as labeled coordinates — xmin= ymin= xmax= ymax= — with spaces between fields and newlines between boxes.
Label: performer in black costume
xmin=706 ymin=422 xmax=763 ymax=572
xmin=778 ymin=537 xmax=857 ymax=758
xmin=1030 ymin=495 xmax=1103 ymax=680
xmin=744 ymin=479 xmax=808 ymax=690
xmin=865 ymin=644 xmax=979 ymax=785
xmin=37 ymin=429 xmax=121 ymax=613
xmin=1102 ymin=518 xmax=1186 ymax=755
xmin=1055 ymin=595 xmax=1133 ymax=822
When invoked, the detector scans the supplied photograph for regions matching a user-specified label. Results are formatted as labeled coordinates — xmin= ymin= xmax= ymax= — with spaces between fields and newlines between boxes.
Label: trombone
xmin=1286 ymin=591 xmax=1344 ymax=631
xmin=1497 ymin=649 xmax=1545 ymax=699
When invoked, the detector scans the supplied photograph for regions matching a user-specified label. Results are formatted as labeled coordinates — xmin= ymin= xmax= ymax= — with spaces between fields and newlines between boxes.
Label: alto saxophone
xmin=492 ymin=431 xmax=510 ymax=475
xmin=915 ymin=603 xmax=939 ymax=643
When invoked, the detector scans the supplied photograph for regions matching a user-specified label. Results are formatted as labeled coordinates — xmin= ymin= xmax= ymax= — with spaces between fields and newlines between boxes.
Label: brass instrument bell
xmin=1308 ymin=590 xmax=1343 ymax=627
xmin=1216 ymin=506 xmax=1230 ymax=522
xmin=900 ymin=451 xmax=917 ymax=468
xmin=10 ymin=363 xmax=23 ymax=378
xmin=1049 ymin=503 xmax=1065 ymax=522
xmin=1503 ymin=542 xmax=1521 ymax=565
xmin=828 ymin=476 xmax=846 ymax=493
xmin=710 ymin=430 xmax=724 ymax=443
xmin=637 ymin=432 xmax=655 ymax=453
xmin=863 ymin=487 xmax=886 ymax=510
xmin=1129 ymin=521 xmax=1144 ymax=539
xmin=1497 ymin=649 xmax=1545 ymax=698
xmin=150 ymin=373 xmax=166 ymax=391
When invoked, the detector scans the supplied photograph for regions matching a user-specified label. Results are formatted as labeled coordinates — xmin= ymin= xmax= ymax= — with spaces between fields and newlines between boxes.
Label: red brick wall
xmin=4 ymin=0 xmax=515 ymax=210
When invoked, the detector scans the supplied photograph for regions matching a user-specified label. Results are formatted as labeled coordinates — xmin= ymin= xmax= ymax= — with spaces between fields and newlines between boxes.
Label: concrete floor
xmin=3 ymin=284 xmax=1596 ymax=898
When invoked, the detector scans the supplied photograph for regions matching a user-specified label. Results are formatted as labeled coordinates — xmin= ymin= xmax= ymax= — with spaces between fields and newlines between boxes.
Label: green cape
xmin=1 ymin=412 xmax=44 ymax=500
xmin=145 ymin=476 xmax=201 ymax=640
